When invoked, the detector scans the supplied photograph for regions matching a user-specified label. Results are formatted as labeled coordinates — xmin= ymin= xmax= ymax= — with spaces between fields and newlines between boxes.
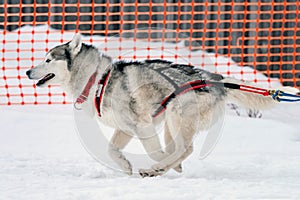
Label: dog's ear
xmin=69 ymin=34 xmax=82 ymax=56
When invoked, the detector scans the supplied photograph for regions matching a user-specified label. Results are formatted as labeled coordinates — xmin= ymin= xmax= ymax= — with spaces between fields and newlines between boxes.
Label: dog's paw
xmin=247 ymin=109 xmax=262 ymax=118
xmin=120 ymin=159 xmax=133 ymax=176
xmin=151 ymin=163 xmax=167 ymax=173
xmin=138 ymin=168 xmax=164 ymax=178
xmin=227 ymin=103 xmax=241 ymax=116
xmin=173 ymin=164 xmax=183 ymax=173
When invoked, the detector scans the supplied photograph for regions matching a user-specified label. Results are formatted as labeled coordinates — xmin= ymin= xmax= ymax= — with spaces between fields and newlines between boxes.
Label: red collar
xmin=75 ymin=69 xmax=111 ymax=117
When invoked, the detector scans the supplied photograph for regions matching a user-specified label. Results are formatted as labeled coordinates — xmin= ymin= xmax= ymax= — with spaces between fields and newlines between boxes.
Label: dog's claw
xmin=155 ymin=168 xmax=165 ymax=172
xmin=247 ymin=109 xmax=262 ymax=118
xmin=139 ymin=168 xmax=163 ymax=178
xmin=173 ymin=164 xmax=182 ymax=173
xmin=143 ymin=172 xmax=149 ymax=177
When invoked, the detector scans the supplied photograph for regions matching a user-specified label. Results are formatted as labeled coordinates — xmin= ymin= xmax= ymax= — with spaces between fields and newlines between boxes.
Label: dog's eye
xmin=45 ymin=59 xmax=51 ymax=63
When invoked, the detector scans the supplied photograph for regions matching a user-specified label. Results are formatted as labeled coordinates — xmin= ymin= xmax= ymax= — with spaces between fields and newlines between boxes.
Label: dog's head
xmin=26 ymin=34 xmax=82 ymax=87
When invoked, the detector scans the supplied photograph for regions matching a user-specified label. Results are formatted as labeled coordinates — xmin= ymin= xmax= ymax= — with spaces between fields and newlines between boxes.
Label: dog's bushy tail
xmin=221 ymin=77 xmax=276 ymax=110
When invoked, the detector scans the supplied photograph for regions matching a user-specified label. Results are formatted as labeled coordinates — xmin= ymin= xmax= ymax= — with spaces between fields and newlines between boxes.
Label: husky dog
xmin=26 ymin=35 xmax=276 ymax=177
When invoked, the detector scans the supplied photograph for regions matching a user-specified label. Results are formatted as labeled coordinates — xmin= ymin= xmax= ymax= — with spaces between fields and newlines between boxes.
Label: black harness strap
xmin=151 ymin=67 xmax=180 ymax=90
xmin=211 ymin=82 xmax=241 ymax=90
xmin=152 ymin=80 xmax=209 ymax=117
xmin=152 ymin=80 xmax=245 ymax=118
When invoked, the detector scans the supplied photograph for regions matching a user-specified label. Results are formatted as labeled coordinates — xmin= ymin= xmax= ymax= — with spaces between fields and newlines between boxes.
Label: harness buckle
xmin=74 ymin=95 xmax=88 ymax=110
xmin=74 ymin=101 xmax=83 ymax=110
xmin=270 ymin=90 xmax=282 ymax=102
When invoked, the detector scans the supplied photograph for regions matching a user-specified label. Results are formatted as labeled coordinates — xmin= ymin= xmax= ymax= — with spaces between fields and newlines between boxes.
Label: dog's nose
xmin=26 ymin=70 xmax=31 ymax=77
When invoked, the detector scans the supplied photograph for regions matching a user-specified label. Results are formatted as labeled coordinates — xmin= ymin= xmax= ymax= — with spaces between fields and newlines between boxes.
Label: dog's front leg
xmin=108 ymin=129 xmax=133 ymax=175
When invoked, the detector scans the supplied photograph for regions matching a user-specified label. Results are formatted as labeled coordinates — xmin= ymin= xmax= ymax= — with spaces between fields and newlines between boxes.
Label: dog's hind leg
xmin=136 ymin=124 xmax=185 ymax=171
xmin=160 ymin=144 xmax=194 ymax=174
xmin=139 ymin=104 xmax=198 ymax=177
xmin=108 ymin=129 xmax=133 ymax=175
xmin=136 ymin=125 xmax=169 ymax=162
xmin=164 ymin=123 xmax=183 ymax=173
xmin=139 ymin=132 xmax=188 ymax=177
xmin=140 ymin=128 xmax=195 ymax=177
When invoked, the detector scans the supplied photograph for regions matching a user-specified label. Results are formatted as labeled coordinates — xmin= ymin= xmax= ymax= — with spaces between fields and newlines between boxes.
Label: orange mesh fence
xmin=0 ymin=0 xmax=299 ymax=106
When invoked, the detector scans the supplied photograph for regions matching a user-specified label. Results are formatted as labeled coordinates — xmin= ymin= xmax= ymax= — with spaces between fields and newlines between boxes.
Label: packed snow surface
xmin=1 ymin=25 xmax=299 ymax=199
xmin=0 ymin=104 xmax=299 ymax=199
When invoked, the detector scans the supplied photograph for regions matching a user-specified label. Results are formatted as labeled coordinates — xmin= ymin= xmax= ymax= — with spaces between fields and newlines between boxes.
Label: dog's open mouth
xmin=36 ymin=73 xmax=55 ymax=86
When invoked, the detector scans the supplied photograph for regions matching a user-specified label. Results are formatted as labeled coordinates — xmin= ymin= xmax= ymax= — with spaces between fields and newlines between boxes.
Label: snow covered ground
xmin=0 ymin=103 xmax=300 ymax=200
xmin=1 ymin=25 xmax=300 ymax=199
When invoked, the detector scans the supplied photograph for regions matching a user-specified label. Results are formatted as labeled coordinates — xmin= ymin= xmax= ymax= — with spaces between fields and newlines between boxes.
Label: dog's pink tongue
xmin=36 ymin=73 xmax=55 ymax=86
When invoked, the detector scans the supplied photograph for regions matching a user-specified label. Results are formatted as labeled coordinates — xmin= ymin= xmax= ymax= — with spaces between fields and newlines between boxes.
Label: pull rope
xmin=210 ymin=81 xmax=300 ymax=102
xmin=225 ymin=83 xmax=300 ymax=102
xmin=269 ymin=90 xmax=300 ymax=102
xmin=239 ymin=84 xmax=270 ymax=96
xmin=152 ymin=79 xmax=300 ymax=118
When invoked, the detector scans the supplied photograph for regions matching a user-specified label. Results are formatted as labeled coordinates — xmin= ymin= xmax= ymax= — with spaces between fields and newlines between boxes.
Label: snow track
xmin=1 ymin=105 xmax=299 ymax=199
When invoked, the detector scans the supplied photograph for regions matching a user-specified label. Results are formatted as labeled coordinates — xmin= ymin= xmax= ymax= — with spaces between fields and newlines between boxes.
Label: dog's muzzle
xmin=26 ymin=70 xmax=32 ymax=78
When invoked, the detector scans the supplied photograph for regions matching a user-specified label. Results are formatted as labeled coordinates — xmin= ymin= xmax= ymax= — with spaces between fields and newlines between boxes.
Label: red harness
xmin=76 ymin=69 xmax=271 ymax=118
xmin=75 ymin=70 xmax=111 ymax=117
xmin=94 ymin=70 xmax=111 ymax=117
xmin=151 ymin=81 xmax=270 ymax=118
xmin=75 ymin=71 xmax=98 ymax=104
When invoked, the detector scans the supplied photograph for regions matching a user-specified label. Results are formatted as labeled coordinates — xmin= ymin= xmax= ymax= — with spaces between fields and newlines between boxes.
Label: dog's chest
xmin=97 ymin=108 xmax=118 ymax=127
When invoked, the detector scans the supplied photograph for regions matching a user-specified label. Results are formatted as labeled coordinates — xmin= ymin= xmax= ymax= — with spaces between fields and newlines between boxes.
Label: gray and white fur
xmin=26 ymin=35 xmax=277 ymax=177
